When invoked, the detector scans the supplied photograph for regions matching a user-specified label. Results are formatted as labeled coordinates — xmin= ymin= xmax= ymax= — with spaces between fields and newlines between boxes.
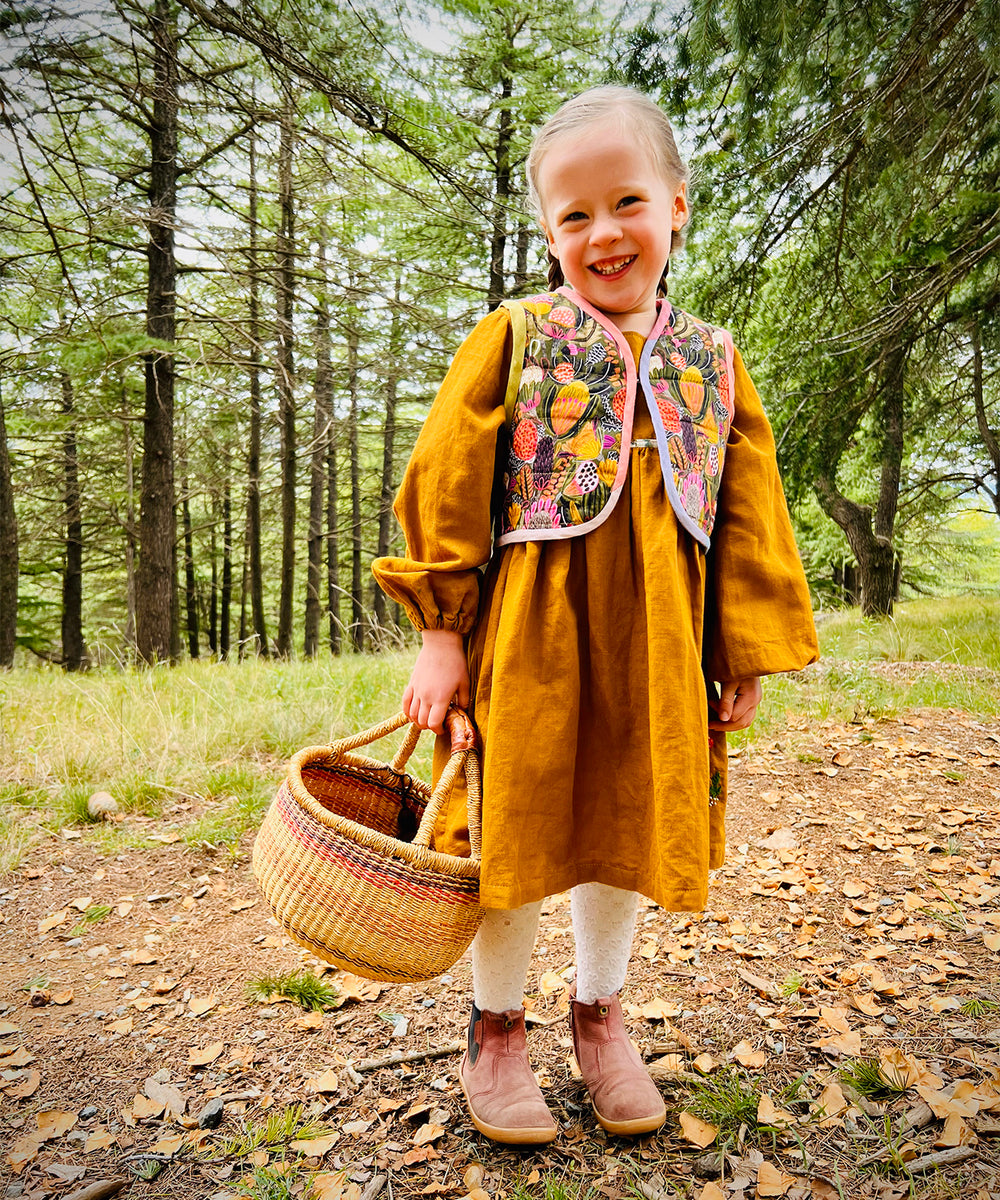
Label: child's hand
xmin=403 ymin=629 xmax=471 ymax=735
xmin=709 ymin=677 xmax=762 ymax=732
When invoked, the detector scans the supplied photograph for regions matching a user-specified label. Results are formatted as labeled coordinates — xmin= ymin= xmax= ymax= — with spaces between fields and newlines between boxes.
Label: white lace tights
xmin=471 ymin=883 xmax=640 ymax=1012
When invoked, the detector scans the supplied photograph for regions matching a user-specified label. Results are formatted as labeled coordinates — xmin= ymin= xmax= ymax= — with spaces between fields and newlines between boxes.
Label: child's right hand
xmin=402 ymin=629 xmax=471 ymax=735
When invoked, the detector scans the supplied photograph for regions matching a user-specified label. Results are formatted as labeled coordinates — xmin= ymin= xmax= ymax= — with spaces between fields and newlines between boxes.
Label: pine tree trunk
xmin=514 ymin=220 xmax=530 ymax=294
xmin=274 ymin=90 xmax=297 ymax=658
xmin=123 ymin=412 xmax=137 ymax=653
xmin=60 ymin=371 xmax=86 ymax=670
xmin=373 ymin=273 xmax=401 ymax=633
xmin=182 ymin=477 xmax=198 ymax=658
xmin=208 ymin=511 xmax=218 ymax=655
xmin=487 ymin=70 xmax=512 ymax=311
xmin=972 ymin=320 xmax=1000 ymax=516
xmin=136 ymin=0 xmax=178 ymax=664
xmin=327 ymin=399 xmax=341 ymax=656
xmin=348 ymin=323 xmax=364 ymax=652
xmin=304 ymin=245 xmax=333 ymax=658
xmin=0 ymin=373 xmax=17 ymax=669
xmin=815 ymin=346 xmax=907 ymax=617
xmin=246 ymin=120 xmax=268 ymax=657
xmin=221 ymin=482 xmax=232 ymax=659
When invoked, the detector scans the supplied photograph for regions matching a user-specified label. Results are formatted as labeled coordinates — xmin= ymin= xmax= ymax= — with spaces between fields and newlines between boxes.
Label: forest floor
xmin=2 ymin=702 xmax=1000 ymax=1200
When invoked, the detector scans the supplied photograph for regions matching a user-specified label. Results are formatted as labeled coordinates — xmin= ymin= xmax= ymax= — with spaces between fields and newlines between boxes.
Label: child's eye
xmin=562 ymin=211 xmax=587 ymax=224
xmin=617 ymin=195 xmax=642 ymax=209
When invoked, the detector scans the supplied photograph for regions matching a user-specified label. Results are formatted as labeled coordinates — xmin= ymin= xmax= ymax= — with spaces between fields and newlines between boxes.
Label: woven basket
xmin=252 ymin=709 xmax=483 ymax=984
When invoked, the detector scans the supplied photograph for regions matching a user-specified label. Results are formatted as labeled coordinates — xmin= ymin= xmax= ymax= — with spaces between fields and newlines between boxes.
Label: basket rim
xmin=284 ymin=743 xmax=481 ymax=880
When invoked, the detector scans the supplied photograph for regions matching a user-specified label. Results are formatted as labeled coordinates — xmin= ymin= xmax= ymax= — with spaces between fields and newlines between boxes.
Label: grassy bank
xmin=1 ymin=595 xmax=997 ymax=871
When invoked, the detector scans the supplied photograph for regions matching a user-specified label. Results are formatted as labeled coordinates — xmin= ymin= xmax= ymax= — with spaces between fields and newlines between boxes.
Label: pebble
xmin=65 ymin=938 xmax=82 ymax=948
xmin=197 ymin=1097 xmax=225 ymax=1129
xmin=151 ymin=1067 xmax=171 ymax=1083
xmin=79 ymin=1106 xmax=98 ymax=1119
xmin=93 ymin=1010 xmax=106 ymax=1019
xmin=882 ymin=1013 xmax=898 ymax=1026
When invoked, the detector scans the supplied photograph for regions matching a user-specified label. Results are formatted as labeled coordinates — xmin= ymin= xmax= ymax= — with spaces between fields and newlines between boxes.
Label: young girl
xmin=373 ymin=86 xmax=818 ymax=1145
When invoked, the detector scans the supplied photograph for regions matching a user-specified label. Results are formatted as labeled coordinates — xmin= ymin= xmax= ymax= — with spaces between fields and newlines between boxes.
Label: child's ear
xmin=540 ymin=221 xmax=558 ymax=255
xmin=671 ymin=183 xmax=690 ymax=231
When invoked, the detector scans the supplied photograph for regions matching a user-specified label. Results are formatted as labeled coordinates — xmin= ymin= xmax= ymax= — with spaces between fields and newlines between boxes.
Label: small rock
xmin=87 ymin=790 xmax=119 ymax=820
xmin=65 ymin=938 xmax=83 ymax=948
xmin=693 ymin=1152 xmax=722 ymax=1177
xmin=882 ymin=1014 xmax=898 ymax=1027
xmin=197 ymin=1098 xmax=224 ymax=1129
xmin=151 ymin=1067 xmax=172 ymax=1083
xmin=79 ymin=1106 xmax=98 ymax=1119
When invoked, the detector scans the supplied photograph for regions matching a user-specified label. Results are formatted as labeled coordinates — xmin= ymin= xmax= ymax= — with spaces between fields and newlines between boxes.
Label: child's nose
xmin=589 ymin=213 xmax=622 ymax=245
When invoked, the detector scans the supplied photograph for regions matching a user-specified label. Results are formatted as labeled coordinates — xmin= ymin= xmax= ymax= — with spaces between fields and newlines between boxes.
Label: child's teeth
xmin=594 ymin=257 xmax=632 ymax=274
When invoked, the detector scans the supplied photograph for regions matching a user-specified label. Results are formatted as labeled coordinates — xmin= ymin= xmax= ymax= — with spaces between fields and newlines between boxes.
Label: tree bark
xmin=274 ymin=89 xmax=297 ymax=658
xmin=208 ymin=508 xmax=218 ymax=655
xmin=246 ymin=119 xmax=268 ymax=657
xmin=221 ymin=481 xmax=232 ymax=658
xmin=305 ymin=245 xmax=333 ymax=658
xmin=0 ymin=372 xmax=17 ymax=669
xmin=514 ymin=219 xmax=530 ymax=294
xmin=60 ymin=370 xmax=86 ymax=670
xmin=136 ymin=0 xmax=178 ymax=664
xmin=327 ymin=382 xmax=341 ymax=656
xmin=971 ymin=320 xmax=1000 ymax=515
xmin=347 ymin=321 xmax=364 ymax=652
xmin=181 ymin=475 xmax=198 ymax=658
xmin=487 ymin=70 xmax=513 ymax=311
xmin=123 ymin=405 xmax=137 ymax=653
xmin=373 ymin=272 xmax=402 ymax=633
xmin=814 ymin=344 xmax=907 ymax=617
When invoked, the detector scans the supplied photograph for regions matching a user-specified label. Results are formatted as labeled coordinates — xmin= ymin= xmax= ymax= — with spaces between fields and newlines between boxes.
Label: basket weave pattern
xmin=253 ymin=712 xmax=483 ymax=984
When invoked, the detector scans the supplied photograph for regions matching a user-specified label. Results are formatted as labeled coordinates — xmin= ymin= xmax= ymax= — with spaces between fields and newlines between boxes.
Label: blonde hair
xmin=526 ymin=86 xmax=690 ymax=293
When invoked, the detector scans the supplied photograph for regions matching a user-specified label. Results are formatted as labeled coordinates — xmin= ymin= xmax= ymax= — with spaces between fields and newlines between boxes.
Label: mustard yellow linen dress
xmin=372 ymin=304 xmax=818 ymax=912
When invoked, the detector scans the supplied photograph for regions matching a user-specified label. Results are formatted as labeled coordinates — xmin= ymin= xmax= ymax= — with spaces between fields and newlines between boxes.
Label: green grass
xmin=0 ymin=652 xmax=427 ymax=870
xmin=686 ymin=1066 xmax=762 ymax=1137
xmin=838 ymin=1057 xmax=911 ymax=1099
xmin=245 ymin=970 xmax=339 ymax=1011
xmin=1 ymin=596 xmax=998 ymax=873
xmin=817 ymin=595 xmax=1000 ymax=671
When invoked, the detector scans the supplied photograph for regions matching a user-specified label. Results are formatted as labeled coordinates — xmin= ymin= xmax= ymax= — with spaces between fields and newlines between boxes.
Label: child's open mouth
xmin=589 ymin=255 xmax=636 ymax=278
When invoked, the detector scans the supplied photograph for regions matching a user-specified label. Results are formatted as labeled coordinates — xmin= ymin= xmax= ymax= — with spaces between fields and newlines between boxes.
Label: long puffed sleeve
xmin=371 ymin=308 xmax=511 ymax=633
xmin=703 ymin=348 xmax=819 ymax=681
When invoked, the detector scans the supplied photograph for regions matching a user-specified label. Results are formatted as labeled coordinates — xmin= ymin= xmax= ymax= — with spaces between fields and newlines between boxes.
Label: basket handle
xmin=409 ymin=707 xmax=481 ymax=857
xmin=329 ymin=708 xmax=474 ymax=769
xmin=327 ymin=708 xmax=482 ymax=859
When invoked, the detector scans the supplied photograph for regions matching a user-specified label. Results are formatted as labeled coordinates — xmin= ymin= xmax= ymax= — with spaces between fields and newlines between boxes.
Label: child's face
xmin=537 ymin=116 xmax=688 ymax=333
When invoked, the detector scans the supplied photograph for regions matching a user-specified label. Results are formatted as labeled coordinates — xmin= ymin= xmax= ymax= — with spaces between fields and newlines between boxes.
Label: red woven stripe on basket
xmin=273 ymin=784 xmax=479 ymax=903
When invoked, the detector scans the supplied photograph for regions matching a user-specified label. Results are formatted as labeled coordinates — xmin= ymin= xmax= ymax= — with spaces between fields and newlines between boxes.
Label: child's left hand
xmin=709 ymin=677 xmax=762 ymax=731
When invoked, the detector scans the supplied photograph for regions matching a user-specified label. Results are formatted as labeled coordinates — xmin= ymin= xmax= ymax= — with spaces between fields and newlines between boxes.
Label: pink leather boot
xmin=570 ymin=993 xmax=667 ymax=1135
xmin=458 ymin=1004 xmax=558 ymax=1144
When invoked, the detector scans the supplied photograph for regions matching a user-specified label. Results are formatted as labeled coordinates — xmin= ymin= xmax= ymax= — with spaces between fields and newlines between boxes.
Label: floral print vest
xmin=497 ymin=288 xmax=736 ymax=550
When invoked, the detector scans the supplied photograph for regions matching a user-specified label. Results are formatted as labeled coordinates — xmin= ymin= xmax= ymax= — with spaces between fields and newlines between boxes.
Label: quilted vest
xmin=497 ymin=288 xmax=735 ymax=551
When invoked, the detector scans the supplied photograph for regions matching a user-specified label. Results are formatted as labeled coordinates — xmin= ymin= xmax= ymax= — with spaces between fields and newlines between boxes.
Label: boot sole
xmin=459 ymin=1074 xmax=558 ymax=1145
xmin=592 ymin=1103 xmax=667 ymax=1137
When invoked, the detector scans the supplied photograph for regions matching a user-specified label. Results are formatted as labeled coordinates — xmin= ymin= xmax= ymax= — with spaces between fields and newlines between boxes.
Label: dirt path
xmin=2 ymin=709 xmax=1000 ymax=1200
